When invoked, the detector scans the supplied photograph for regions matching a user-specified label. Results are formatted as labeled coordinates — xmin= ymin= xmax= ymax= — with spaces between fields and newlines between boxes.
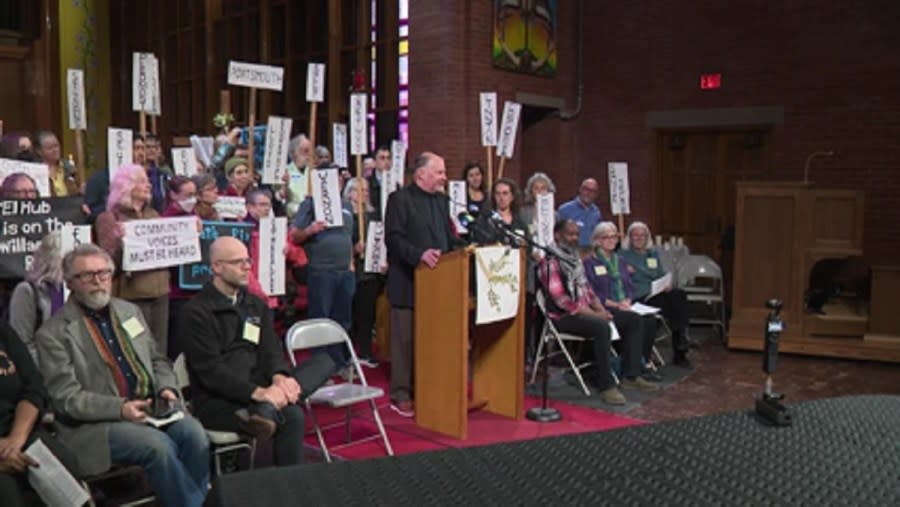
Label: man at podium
xmin=384 ymin=152 xmax=465 ymax=417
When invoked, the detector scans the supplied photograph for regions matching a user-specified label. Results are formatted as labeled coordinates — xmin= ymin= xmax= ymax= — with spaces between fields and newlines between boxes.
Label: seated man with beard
xmin=36 ymin=244 xmax=210 ymax=507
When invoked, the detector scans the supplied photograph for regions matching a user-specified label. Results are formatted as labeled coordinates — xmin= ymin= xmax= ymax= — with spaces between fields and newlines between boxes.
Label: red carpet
xmin=302 ymin=363 xmax=645 ymax=461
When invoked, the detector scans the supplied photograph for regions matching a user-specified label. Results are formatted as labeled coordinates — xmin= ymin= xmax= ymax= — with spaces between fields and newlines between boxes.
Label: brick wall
xmin=410 ymin=0 xmax=900 ymax=263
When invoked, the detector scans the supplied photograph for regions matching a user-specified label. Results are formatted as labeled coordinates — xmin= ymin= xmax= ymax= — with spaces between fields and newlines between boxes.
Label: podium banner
xmin=474 ymin=246 xmax=521 ymax=325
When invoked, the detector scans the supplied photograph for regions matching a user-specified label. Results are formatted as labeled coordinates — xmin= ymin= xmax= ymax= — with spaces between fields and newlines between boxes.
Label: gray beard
xmin=78 ymin=290 xmax=111 ymax=310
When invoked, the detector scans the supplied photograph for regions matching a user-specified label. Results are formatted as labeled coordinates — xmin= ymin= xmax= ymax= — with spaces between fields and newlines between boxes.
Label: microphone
xmin=456 ymin=210 xmax=477 ymax=227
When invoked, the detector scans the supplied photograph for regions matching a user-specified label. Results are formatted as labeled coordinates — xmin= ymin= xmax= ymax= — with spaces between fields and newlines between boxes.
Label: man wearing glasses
xmin=180 ymin=237 xmax=332 ymax=466
xmin=36 ymin=244 xmax=210 ymax=507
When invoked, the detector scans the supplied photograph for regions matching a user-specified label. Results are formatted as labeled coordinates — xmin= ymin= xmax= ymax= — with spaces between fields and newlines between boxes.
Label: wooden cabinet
xmin=728 ymin=182 xmax=900 ymax=362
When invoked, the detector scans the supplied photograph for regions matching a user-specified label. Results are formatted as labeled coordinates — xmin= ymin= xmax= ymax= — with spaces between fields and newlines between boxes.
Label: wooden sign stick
xmin=617 ymin=214 xmax=625 ymax=240
xmin=486 ymin=146 xmax=493 ymax=190
xmin=247 ymin=87 xmax=257 ymax=174
xmin=307 ymin=101 xmax=318 ymax=195
xmin=139 ymin=111 xmax=146 ymax=138
xmin=74 ymin=129 xmax=86 ymax=184
xmin=497 ymin=155 xmax=507 ymax=180
xmin=356 ymin=153 xmax=365 ymax=258
xmin=150 ymin=115 xmax=157 ymax=136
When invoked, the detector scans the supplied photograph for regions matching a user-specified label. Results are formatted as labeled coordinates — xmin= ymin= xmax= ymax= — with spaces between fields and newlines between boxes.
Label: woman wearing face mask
xmin=162 ymin=176 xmax=200 ymax=359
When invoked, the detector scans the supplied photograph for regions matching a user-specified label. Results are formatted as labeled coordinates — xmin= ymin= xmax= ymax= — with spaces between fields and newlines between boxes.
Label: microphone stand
xmin=485 ymin=217 xmax=566 ymax=422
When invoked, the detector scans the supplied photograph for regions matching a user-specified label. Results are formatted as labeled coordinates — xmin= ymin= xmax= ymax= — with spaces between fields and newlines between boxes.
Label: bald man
xmin=179 ymin=237 xmax=333 ymax=466
xmin=384 ymin=152 xmax=466 ymax=416
xmin=557 ymin=178 xmax=603 ymax=250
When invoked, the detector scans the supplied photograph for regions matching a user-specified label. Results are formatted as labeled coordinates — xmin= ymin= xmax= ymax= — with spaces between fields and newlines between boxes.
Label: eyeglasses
xmin=598 ymin=235 xmax=618 ymax=240
xmin=71 ymin=269 xmax=113 ymax=283
xmin=216 ymin=257 xmax=252 ymax=266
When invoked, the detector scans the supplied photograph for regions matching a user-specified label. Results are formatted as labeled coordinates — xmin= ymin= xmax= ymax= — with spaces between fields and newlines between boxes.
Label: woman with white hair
xmin=95 ymin=164 xmax=171 ymax=355
xmin=621 ymin=221 xmax=691 ymax=366
xmin=8 ymin=232 xmax=64 ymax=361
xmin=345 ymin=176 xmax=382 ymax=367
xmin=584 ymin=221 xmax=661 ymax=391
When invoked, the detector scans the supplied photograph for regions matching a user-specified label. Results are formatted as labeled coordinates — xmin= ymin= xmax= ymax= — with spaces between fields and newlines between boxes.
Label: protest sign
xmin=312 ymin=168 xmax=343 ymax=227
xmin=479 ymin=92 xmax=498 ymax=147
xmin=132 ymin=52 xmax=151 ymax=112
xmin=535 ymin=192 xmax=555 ymax=247
xmin=332 ymin=123 xmax=348 ymax=168
xmin=67 ymin=69 xmax=87 ymax=130
xmin=258 ymin=216 xmax=287 ymax=296
xmin=171 ymin=147 xmax=195 ymax=177
xmin=0 ymin=159 xmax=51 ymax=197
xmin=60 ymin=223 xmax=92 ymax=300
xmin=497 ymin=101 xmax=522 ymax=159
xmin=262 ymin=116 xmax=293 ymax=184
xmin=448 ymin=180 xmax=468 ymax=234
xmin=306 ymin=63 xmax=326 ymax=102
xmin=608 ymin=162 xmax=631 ymax=215
xmin=190 ymin=135 xmax=214 ymax=169
xmin=146 ymin=55 xmax=161 ymax=116
xmin=213 ymin=196 xmax=247 ymax=220
xmin=179 ymin=221 xmax=253 ymax=289
xmin=390 ymin=139 xmax=406 ymax=188
xmin=122 ymin=216 xmax=201 ymax=271
xmin=227 ymin=61 xmax=284 ymax=91
xmin=0 ymin=197 xmax=85 ymax=279
xmin=107 ymin=128 xmax=133 ymax=179
xmin=349 ymin=93 xmax=368 ymax=156
xmin=380 ymin=161 xmax=395 ymax=220
xmin=364 ymin=221 xmax=386 ymax=273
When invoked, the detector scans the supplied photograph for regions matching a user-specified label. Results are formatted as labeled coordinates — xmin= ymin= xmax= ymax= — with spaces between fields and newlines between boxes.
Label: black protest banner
xmin=0 ymin=197 xmax=86 ymax=280
xmin=179 ymin=220 xmax=254 ymax=290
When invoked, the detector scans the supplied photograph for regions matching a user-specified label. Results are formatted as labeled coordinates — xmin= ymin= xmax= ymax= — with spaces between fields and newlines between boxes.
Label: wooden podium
xmin=728 ymin=181 xmax=900 ymax=362
xmin=414 ymin=248 xmax=525 ymax=439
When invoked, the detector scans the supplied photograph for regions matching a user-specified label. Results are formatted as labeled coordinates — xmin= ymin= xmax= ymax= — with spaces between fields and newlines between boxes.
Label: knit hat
xmin=225 ymin=157 xmax=249 ymax=176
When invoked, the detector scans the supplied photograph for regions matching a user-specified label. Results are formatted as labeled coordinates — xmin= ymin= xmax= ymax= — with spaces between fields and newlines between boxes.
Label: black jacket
xmin=179 ymin=283 xmax=289 ymax=411
xmin=385 ymin=183 xmax=464 ymax=308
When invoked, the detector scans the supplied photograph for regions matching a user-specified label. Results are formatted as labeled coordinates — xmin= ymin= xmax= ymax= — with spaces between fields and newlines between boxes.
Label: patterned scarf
xmin=82 ymin=312 xmax=152 ymax=399
xmin=558 ymin=244 xmax=589 ymax=301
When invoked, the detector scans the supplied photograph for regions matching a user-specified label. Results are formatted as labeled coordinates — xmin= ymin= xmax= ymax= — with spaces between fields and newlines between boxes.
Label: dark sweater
xmin=0 ymin=322 xmax=47 ymax=437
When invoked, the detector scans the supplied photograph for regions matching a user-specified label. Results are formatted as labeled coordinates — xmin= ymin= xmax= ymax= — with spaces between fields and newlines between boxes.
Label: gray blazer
xmin=35 ymin=297 xmax=178 ymax=476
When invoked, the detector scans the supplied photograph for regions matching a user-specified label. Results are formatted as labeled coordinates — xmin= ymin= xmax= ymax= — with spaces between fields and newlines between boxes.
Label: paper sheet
xmin=649 ymin=272 xmax=672 ymax=299
xmin=629 ymin=302 xmax=661 ymax=316
xmin=25 ymin=438 xmax=91 ymax=507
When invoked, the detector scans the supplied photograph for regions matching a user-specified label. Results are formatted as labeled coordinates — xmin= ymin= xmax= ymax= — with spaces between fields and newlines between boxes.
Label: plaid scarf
xmin=82 ymin=311 xmax=152 ymax=399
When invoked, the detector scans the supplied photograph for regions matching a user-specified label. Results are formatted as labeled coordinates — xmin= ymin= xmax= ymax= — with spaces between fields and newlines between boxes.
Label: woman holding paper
xmin=161 ymin=176 xmax=200 ymax=359
xmin=0 ymin=321 xmax=80 ymax=506
xmin=95 ymin=164 xmax=171 ymax=356
xmin=621 ymin=221 xmax=691 ymax=366
xmin=584 ymin=222 xmax=661 ymax=388
xmin=345 ymin=177 xmax=383 ymax=367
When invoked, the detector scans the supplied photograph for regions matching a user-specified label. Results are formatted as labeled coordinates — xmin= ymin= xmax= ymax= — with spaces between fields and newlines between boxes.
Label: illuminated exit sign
xmin=700 ymin=73 xmax=722 ymax=89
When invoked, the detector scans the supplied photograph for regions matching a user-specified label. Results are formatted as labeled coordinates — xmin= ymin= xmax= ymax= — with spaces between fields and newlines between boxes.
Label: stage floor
xmin=211 ymin=395 xmax=900 ymax=506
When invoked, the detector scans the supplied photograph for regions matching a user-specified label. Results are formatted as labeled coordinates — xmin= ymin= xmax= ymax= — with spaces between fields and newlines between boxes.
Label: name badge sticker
xmin=122 ymin=317 xmax=145 ymax=339
xmin=243 ymin=322 xmax=260 ymax=344
xmin=594 ymin=265 xmax=607 ymax=276
xmin=647 ymin=258 xmax=658 ymax=269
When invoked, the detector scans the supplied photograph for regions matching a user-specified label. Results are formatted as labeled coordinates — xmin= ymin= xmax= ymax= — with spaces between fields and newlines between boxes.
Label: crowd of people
xmin=0 ymin=128 xmax=691 ymax=505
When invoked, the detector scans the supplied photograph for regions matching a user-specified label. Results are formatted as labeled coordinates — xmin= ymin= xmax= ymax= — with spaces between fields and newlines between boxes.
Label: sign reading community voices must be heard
xmin=122 ymin=216 xmax=201 ymax=271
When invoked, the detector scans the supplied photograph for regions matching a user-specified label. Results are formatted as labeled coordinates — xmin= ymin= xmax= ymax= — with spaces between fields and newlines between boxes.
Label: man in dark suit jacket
xmin=366 ymin=145 xmax=393 ymax=220
xmin=384 ymin=152 xmax=464 ymax=416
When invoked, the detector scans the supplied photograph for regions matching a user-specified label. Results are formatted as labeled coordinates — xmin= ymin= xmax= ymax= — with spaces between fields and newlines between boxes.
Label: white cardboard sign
xmin=107 ymin=128 xmax=133 ymax=179
xmin=390 ymin=139 xmax=406 ymax=188
xmin=67 ymin=69 xmax=87 ymax=130
xmin=262 ymin=116 xmax=293 ymax=184
xmin=132 ymin=52 xmax=151 ymax=112
xmin=479 ymin=92 xmax=498 ymax=147
xmin=122 ymin=216 xmax=201 ymax=271
xmin=332 ymin=123 xmax=348 ymax=168
xmin=227 ymin=61 xmax=285 ymax=91
xmin=60 ymin=223 xmax=92 ymax=300
xmin=380 ymin=162 xmax=394 ymax=220
xmin=448 ymin=180 xmax=468 ymax=234
xmin=363 ymin=221 xmax=387 ymax=273
xmin=306 ymin=63 xmax=326 ymax=102
xmin=496 ymin=101 xmax=522 ymax=159
xmin=312 ymin=168 xmax=343 ymax=227
xmin=258 ymin=216 xmax=287 ymax=296
xmin=608 ymin=162 xmax=631 ymax=215
xmin=190 ymin=135 xmax=214 ymax=169
xmin=213 ymin=196 xmax=247 ymax=220
xmin=0 ymin=159 xmax=51 ymax=197
xmin=535 ymin=192 xmax=555 ymax=247
xmin=349 ymin=93 xmax=368 ymax=156
xmin=171 ymin=147 xmax=195 ymax=177
xmin=146 ymin=55 xmax=161 ymax=116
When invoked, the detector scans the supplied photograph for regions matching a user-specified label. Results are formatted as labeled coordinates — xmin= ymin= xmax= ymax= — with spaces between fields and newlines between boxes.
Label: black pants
xmin=553 ymin=313 xmax=614 ymax=391
xmin=0 ymin=429 xmax=81 ymax=507
xmin=608 ymin=307 xmax=649 ymax=377
xmin=644 ymin=289 xmax=689 ymax=353
xmin=350 ymin=276 xmax=384 ymax=359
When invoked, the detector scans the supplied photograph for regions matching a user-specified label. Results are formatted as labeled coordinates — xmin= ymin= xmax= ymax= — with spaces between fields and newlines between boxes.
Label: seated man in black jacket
xmin=180 ymin=236 xmax=333 ymax=466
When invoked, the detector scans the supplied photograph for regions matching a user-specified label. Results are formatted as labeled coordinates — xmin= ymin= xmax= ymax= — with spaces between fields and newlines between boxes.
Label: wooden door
xmin=655 ymin=130 xmax=771 ymax=265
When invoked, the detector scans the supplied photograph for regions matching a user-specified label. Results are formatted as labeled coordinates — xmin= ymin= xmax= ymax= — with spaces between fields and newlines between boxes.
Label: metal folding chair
xmin=676 ymin=255 xmax=728 ymax=340
xmin=530 ymin=291 xmax=597 ymax=396
xmin=173 ymin=354 xmax=256 ymax=476
xmin=284 ymin=318 xmax=394 ymax=463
